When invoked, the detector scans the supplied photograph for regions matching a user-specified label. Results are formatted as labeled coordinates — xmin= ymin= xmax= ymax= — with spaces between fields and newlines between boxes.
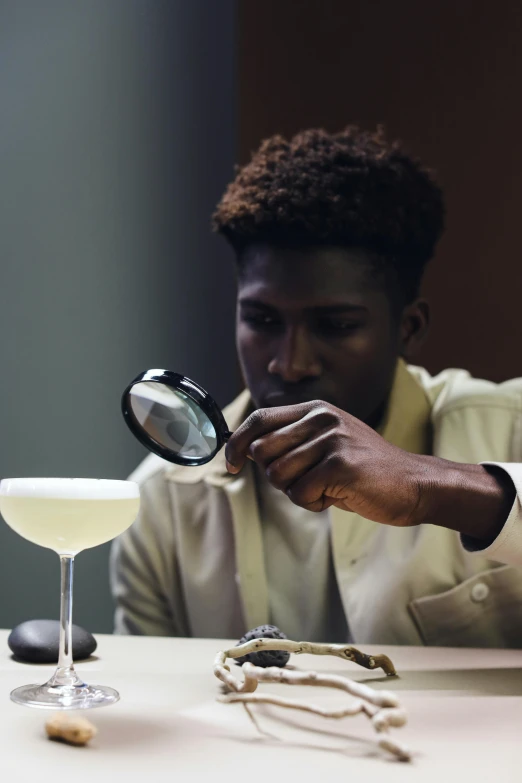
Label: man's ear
xmin=398 ymin=298 xmax=430 ymax=361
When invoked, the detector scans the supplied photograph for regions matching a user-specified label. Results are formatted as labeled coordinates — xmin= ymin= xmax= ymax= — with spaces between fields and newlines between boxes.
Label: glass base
xmin=11 ymin=682 xmax=120 ymax=710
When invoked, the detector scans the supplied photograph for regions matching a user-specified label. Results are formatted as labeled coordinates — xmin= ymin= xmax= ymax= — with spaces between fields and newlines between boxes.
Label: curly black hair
xmin=213 ymin=126 xmax=445 ymax=304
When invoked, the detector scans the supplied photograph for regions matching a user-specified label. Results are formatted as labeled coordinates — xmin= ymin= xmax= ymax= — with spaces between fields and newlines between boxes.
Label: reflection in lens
xmin=166 ymin=419 xmax=190 ymax=446
xmin=128 ymin=382 xmax=218 ymax=459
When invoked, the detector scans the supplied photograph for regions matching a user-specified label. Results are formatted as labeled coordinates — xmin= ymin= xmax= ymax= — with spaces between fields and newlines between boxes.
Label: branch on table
xmin=213 ymin=640 xmax=410 ymax=762
xmin=221 ymin=638 xmax=397 ymax=676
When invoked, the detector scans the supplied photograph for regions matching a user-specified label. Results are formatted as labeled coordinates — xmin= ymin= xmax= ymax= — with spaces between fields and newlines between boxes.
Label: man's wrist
xmin=413 ymin=457 xmax=516 ymax=542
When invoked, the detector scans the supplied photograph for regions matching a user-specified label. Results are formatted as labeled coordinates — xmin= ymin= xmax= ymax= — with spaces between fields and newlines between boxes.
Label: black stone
xmin=236 ymin=624 xmax=290 ymax=668
xmin=8 ymin=619 xmax=97 ymax=663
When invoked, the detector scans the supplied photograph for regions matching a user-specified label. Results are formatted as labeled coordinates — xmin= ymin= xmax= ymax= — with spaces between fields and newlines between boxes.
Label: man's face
xmin=236 ymin=244 xmax=406 ymax=426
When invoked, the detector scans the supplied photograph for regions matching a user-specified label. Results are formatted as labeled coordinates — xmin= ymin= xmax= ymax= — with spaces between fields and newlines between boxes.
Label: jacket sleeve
xmin=461 ymin=462 xmax=522 ymax=566
xmin=110 ymin=469 xmax=184 ymax=636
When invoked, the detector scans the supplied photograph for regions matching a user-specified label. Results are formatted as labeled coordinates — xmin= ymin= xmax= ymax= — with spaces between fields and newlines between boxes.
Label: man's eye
xmin=319 ymin=320 xmax=361 ymax=333
xmin=242 ymin=314 xmax=280 ymax=328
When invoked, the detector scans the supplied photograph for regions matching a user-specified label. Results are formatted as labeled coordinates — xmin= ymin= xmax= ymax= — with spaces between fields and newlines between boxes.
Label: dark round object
xmin=8 ymin=619 xmax=97 ymax=663
xmin=236 ymin=624 xmax=290 ymax=668
xmin=121 ymin=370 xmax=233 ymax=467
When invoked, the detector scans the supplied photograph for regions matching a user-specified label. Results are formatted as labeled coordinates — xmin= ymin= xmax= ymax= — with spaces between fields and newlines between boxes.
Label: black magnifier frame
xmin=121 ymin=369 xmax=233 ymax=467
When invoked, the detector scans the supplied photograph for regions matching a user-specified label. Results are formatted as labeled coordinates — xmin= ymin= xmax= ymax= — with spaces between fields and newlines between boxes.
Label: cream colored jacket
xmin=111 ymin=361 xmax=522 ymax=647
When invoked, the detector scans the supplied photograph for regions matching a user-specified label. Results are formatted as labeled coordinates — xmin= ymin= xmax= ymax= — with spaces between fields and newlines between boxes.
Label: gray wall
xmin=0 ymin=0 xmax=238 ymax=632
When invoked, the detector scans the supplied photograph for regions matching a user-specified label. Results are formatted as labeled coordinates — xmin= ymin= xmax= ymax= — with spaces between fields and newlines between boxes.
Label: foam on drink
xmin=0 ymin=478 xmax=140 ymax=555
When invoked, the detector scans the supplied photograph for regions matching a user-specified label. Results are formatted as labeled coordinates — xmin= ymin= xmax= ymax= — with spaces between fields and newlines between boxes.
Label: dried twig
xmin=213 ymin=640 xmax=411 ymax=762
xmin=222 ymin=638 xmax=396 ymax=676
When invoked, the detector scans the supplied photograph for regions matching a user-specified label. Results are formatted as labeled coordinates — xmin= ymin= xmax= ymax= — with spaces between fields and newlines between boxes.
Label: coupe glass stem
xmin=59 ymin=555 xmax=74 ymax=670
xmin=47 ymin=554 xmax=84 ymax=689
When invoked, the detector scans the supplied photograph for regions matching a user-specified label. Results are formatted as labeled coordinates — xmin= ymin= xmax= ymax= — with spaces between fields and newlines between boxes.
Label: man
xmin=111 ymin=127 xmax=522 ymax=646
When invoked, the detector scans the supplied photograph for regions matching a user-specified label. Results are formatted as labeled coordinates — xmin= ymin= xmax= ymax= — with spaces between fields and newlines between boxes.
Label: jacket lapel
xmin=330 ymin=359 xmax=433 ymax=623
xmin=222 ymin=465 xmax=269 ymax=629
xmin=166 ymin=389 xmax=269 ymax=631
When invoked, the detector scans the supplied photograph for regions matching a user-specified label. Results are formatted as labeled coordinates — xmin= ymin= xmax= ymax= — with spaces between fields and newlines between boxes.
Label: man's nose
xmin=268 ymin=326 xmax=322 ymax=382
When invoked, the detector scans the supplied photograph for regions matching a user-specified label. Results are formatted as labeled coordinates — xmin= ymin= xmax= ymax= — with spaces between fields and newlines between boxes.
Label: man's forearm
xmin=415 ymin=458 xmax=516 ymax=543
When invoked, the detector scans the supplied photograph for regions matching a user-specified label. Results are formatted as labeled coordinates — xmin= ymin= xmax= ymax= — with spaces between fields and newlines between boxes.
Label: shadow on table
xmin=90 ymin=713 xmax=175 ymax=749
xmin=354 ymin=667 xmax=522 ymax=696
xmin=288 ymin=662 xmax=522 ymax=695
xmin=233 ymin=705 xmax=413 ymax=765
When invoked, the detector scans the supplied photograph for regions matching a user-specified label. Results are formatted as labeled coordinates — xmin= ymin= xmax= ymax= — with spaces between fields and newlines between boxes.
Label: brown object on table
xmin=45 ymin=713 xmax=97 ymax=746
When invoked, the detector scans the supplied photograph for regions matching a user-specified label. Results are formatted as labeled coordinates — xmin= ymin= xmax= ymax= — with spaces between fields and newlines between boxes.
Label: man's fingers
xmin=262 ymin=437 xmax=328 ymax=492
xmin=285 ymin=462 xmax=341 ymax=512
xmin=225 ymin=402 xmax=315 ymax=472
xmin=246 ymin=414 xmax=335 ymax=469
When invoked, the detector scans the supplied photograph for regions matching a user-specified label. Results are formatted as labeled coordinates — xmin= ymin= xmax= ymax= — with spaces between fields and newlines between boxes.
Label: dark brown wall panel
xmin=239 ymin=0 xmax=522 ymax=381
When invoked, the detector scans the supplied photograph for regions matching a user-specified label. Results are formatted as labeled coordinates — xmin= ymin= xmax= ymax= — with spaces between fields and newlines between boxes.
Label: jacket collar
xmin=379 ymin=358 xmax=432 ymax=455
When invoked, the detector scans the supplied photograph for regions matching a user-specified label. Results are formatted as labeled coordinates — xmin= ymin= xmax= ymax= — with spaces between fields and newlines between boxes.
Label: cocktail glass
xmin=0 ymin=477 xmax=140 ymax=709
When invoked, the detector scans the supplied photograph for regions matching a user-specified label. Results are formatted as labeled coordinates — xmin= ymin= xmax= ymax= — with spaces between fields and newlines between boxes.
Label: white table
xmin=1 ymin=631 xmax=521 ymax=781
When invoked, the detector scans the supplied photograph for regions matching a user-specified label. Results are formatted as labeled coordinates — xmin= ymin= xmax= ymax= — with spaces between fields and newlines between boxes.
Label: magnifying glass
xmin=121 ymin=370 xmax=233 ymax=466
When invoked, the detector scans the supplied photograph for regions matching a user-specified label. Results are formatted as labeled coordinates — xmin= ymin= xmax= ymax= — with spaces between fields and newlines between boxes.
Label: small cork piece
xmin=45 ymin=713 xmax=97 ymax=746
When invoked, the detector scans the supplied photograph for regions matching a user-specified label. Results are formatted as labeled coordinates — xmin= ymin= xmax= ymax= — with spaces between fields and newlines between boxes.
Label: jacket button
xmin=471 ymin=582 xmax=489 ymax=602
